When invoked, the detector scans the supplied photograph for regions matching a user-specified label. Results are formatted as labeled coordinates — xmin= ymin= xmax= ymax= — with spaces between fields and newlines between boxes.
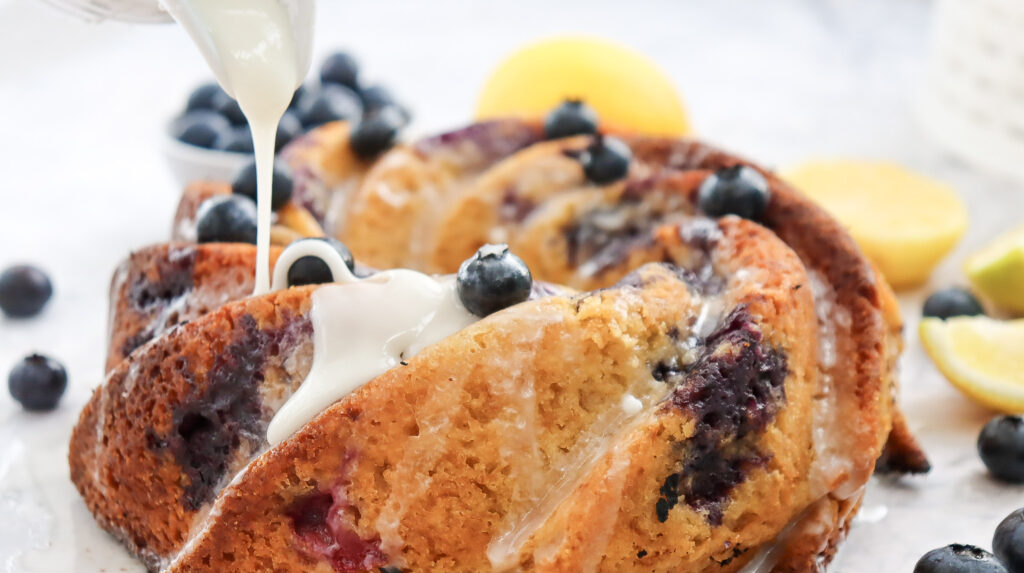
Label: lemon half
xmin=783 ymin=160 xmax=967 ymax=290
xmin=920 ymin=316 xmax=1024 ymax=413
xmin=476 ymin=36 xmax=690 ymax=136
xmin=966 ymin=226 xmax=1024 ymax=316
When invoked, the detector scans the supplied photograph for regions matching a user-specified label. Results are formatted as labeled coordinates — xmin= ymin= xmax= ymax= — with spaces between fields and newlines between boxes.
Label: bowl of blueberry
xmin=164 ymin=50 xmax=409 ymax=186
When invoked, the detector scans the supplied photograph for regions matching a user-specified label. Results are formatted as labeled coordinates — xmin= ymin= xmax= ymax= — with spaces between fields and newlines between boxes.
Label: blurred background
xmin=1 ymin=0 xmax=1022 ymax=571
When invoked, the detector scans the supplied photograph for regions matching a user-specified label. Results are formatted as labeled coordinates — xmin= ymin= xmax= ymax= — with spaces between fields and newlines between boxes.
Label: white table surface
xmin=1 ymin=0 xmax=1022 ymax=571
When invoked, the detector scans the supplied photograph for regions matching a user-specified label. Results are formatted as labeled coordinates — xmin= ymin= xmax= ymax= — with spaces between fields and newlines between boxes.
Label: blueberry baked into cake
xmin=71 ymin=102 xmax=928 ymax=572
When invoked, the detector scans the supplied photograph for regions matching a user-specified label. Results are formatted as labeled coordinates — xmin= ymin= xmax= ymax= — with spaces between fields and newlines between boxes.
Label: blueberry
xmin=214 ymin=93 xmax=247 ymax=126
xmin=231 ymin=159 xmax=294 ymax=211
xmin=196 ymin=195 xmax=258 ymax=244
xmin=276 ymin=111 xmax=304 ymax=151
xmin=215 ymin=127 xmax=254 ymax=154
xmin=923 ymin=288 xmax=985 ymax=320
xmin=297 ymin=84 xmax=363 ymax=129
xmin=286 ymin=238 xmax=356 ymax=287
xmin=359 ymin=84 xmax=397 ymax=114
xmin=545 ymin=99 xmax=599 ymax=139
xmin=456 ymin=244 xmax=532 ymax=317
xmin=914 ymin=544 xmax=1007 ymax=573
xmin=978 ymin=415 xmax=1024 ymax=483
xmin=289 ymin=83 xmax=309 ymax=110
xmin=319 ymin=51 xmax=360 ymax=89
xmin=8 ymin=354 xmax=67 ymax=412
xmin=185 ymin=82 xmax=227 ymax=112
xmin=580 ymin=136 xmax=632 ymax=185
xmin=171 ymin=111 xmax=233 ymax=149
xmin=994 ymin=508 xmax=1024 ymax=573
xmin=697 ymin=165 xmax=771 ymax=221
xmin=0 ymin=265 xmax=53 ymax=318
xmin=350 ymin=107 xmax=406 ymax=159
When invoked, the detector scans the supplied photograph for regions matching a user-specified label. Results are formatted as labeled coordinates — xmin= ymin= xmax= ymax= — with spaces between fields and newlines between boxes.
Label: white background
xmin=1 ymin=0 xmax=1022 ymax=571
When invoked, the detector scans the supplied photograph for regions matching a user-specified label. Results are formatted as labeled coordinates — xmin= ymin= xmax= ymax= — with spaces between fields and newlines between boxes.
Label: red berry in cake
xmin=457 ymin=244 xmax=532 ymax=317
xmin=544 ymin=99 xmax=599 ymax=139
xmin=581 ymin=135 xmax=632 ymax=185
xmin=994 ymin=508 xmax=1024 ymax=573
xmin=319 ymin=51 xmax=360 ymax=89
xmin=196 ymin=195 xmax=258 ymax=244
xmin=297 ymin=84 xmax=363 ymax=129
xmin=286 ymin=238 xmax=356 ymax=287
xmin=914 ymin=544 xmax=1008 ymax=573
xmin=978 ymin=415 xmax=1024 ymax=483
xmin=185 ymin=82 xmax=228 ymax=113
xmin=172 ymin=111 xmax=233 ymax=150
xmin=231 ymin=159 xmax=295 ymax=211
xmin=8 ymin=354 xmax=67 ymax=412
xmin=0 ymin=265 xmax=53 ymax=318
xmin=350 ymin=107 xmax=406 ymax=160
xmin=923 ymin=287 xmax=985 ymax=320
xmin=698 ymin=165 xmax=771 ymax=221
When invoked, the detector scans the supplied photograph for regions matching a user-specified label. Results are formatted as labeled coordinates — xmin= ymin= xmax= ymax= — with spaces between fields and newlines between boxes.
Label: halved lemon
xmin=475 ymin=36 xmax=690 ymax=136
xmin=782 ymin=160 xmax=967 ymax=289
xmin=965 ymin=226 xmax=1024 ymax=316
xmin=919 ymin=316 xmax=1024 ymax=413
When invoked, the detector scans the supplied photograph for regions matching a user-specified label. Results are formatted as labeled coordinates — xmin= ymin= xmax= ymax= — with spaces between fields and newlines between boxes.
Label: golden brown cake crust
xmin=72 ymin=120 xmax=926 ymax=573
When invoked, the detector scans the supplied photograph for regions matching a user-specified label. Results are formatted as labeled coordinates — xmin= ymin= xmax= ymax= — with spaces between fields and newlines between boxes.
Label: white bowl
xmin=161 ymin=125 xmax=251 ymax=187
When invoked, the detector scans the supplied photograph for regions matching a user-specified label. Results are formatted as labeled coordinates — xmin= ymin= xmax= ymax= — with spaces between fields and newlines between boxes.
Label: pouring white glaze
xmin=265 ymin=241 xmax=478 ymax=446
xmin=162 ymin=0 xmax=314 ymax=295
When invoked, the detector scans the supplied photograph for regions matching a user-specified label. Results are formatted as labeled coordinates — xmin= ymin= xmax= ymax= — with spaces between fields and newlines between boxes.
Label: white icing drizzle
xmin=266 ymin=240 xmax=477 ymax=445
xmin=807 ymin=270 xmax=859 ymax=499
xmin=163 ymin=0 xmax=313 ymax=295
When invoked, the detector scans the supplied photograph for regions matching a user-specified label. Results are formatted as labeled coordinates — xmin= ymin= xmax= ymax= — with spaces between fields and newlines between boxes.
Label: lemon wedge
xmin=920 ymin=316 xmax=1024 ymax=413
xmin=475 ymin=36 xmax=690 ymax=137
xmin=965 ymin=226 xmax=1024 ymax=316
xmin=782 ymin=160 xmax=967 ymax=289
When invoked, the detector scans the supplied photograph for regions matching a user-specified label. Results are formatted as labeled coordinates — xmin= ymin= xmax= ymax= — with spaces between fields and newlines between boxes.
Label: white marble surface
xmin=0 ymin=0 xmax=1022 ymax=571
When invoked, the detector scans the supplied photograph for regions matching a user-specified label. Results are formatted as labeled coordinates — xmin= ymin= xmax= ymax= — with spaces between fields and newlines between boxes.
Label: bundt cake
xmin=71 ymin=114 xmax=927 ymax=572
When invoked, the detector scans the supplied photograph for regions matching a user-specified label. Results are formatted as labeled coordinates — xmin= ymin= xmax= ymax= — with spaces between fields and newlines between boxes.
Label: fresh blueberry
xmin=994 ymin=508 xmax=1024 ymax=573
xmin=171 ymin=111 xmax=233 ymax=149
xmin=359 ymin=84 xmax=397 ymax=114
xmin=319 ymin=51 xmax=360 ymax=89
xmin=214 ymin=93 xmax=247 ymax=126
xmin=697 ymin=165 xmax=771 ymax=221
xmin=457 ymin=244 xmax=532 ymax=317
xmin=286 ymin=238 xmax=356 ymax=287
xmin=289 ymin=83 xmax=308 ymax=110
xmin=196 ymin=195 xmax=258 ymax=244
xmin=231 ymin=159 xmax=294 ymax=211
xmin=978 ymin=415 xmax=1024 ymax=483
xmin=8 ymin=354 xmax=67 ymax=412
xmin=545 ymin=99 xmax=599 ymax=139
xmin=185 ymin=82 xmax=227 ymax=112
xmin=276 ymin=111 xmax=304 ymax=151
xmin=350 ymin=107 xmax=405 ymax=159
xmin=0 ymin=265 xmax=53 ymax=319
xmin=580 ymin=136 xmax=632 ymax=185
xmin=296 ymin=84 xmax=363 ymax=129
xmin=923 ymin=288 xmax=985 ymax=320
xmin=914 ymin=544 xmax=1007 ymax=573
xmin=215 ymin=126 xmax=254 ymax=154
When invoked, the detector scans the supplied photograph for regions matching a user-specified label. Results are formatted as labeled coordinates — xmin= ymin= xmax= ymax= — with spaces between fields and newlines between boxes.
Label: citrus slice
xmin=919 ymin=316 xmax=1024 ymax=413
xmin=965 ymin=226 xmax=1024 ymax=316
xmin=475 ymin=36 xmax=690 ymax=136
xmin=782 ymin=160 xmax=967 ymax=289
